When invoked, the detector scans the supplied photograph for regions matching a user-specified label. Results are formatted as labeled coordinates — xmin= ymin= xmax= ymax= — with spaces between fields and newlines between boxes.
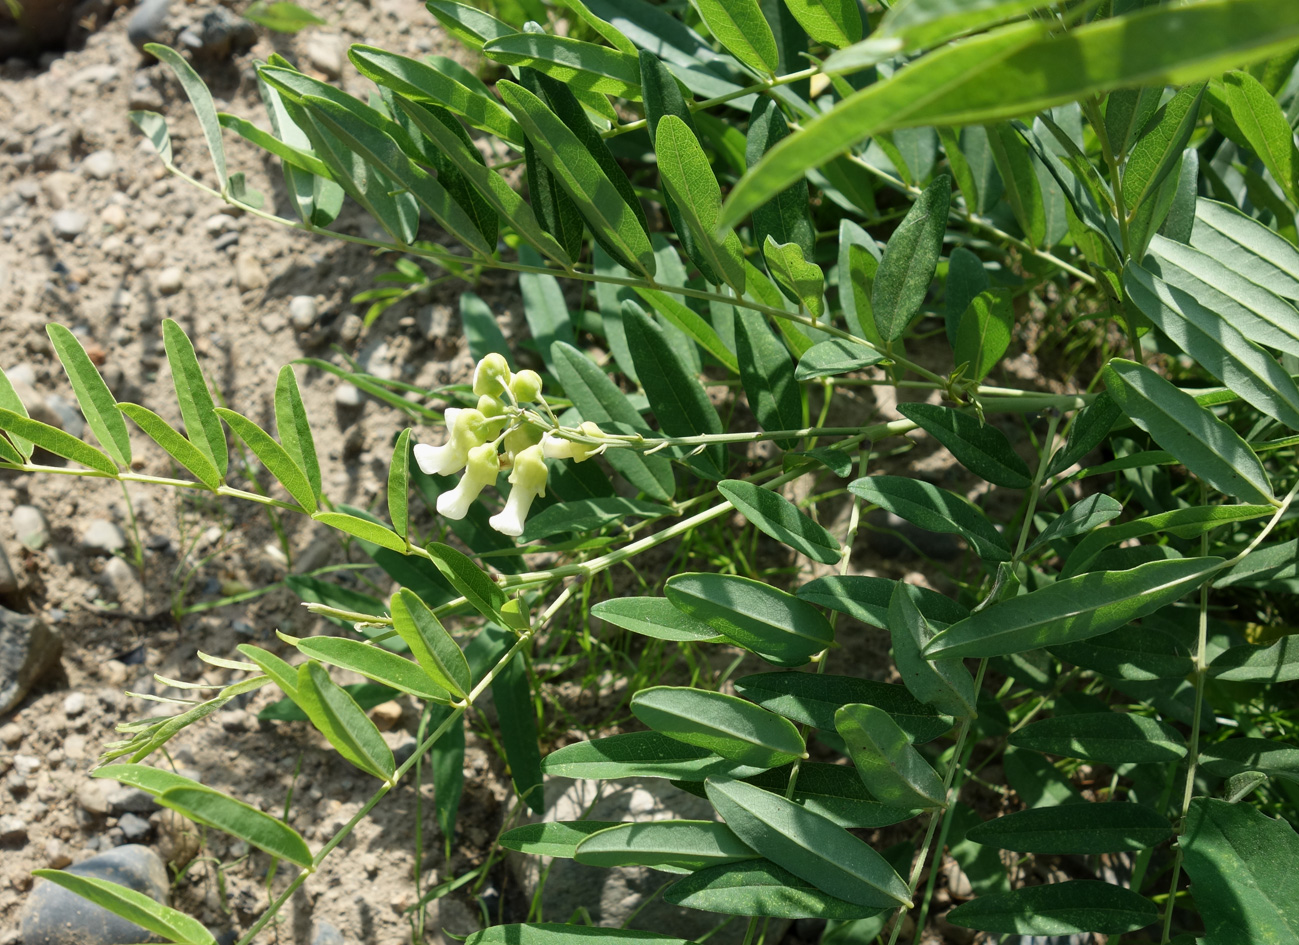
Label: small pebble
xmin=107 ymin=785 xmax=156 ymax=815
xmin=45 ymin=838 xmax=72 ymax=868
xmin=82 ymin=519 xmax=126 ymax=554
xmin=289 ymin=295 xmax=318 ymax=330
xmin=369 ymin=700 xmax=403 ymax=731
xmin=205 ymin=212 xmax=237 ymax=235
xmin=0 ymin=814 xmax=27 ymax=844
xmin=81 ymin=150 xmax=117 ymax=181
xmin=50 ymin=209 xmax=87 ymax=240
xmin=118 ymin=812 xmax=153 ymax=842
xmin=305 ymin=33 xmax=345 ymax=79
xmin=334 ymin=383 xmax=362 ymax=408
xmin=12 ymin=505 xmax=49 ymax=551
xmin=0 ymin=722 xmax=22 ymax=747
xmin=155 ymin=266 xmax=184 ymax=296
xmin=312 ymin=921 xmax=346 ymax=945
xmin=63 ymin=691 xmax=87 ymax=717
xmin=100 ymin=204 xmax=127 ymax=230
xmin=338 ymin=312 xmax=363 ymax=345
xmin=235 ymin=252 xmax=267 ymax=291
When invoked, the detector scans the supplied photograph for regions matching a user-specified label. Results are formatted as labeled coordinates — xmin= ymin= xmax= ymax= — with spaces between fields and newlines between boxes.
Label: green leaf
xmin=633 ymin=287 xmax=739 ymax=373
xmin=763 ymin=238 xmax=823 ymax=318
xmin=1216 ymin=538 xmax=1299 ymax=589
xmin=425 ymin=542 xmax=505 ymax=622
xmin=849 ymin=475 xmax=1011 ymax=563
xmin=666 ymin=572 xmax=834 ymax=667
xmin=467 ymin=926 xmax=696 ymax=945
xmin=296 ymin=661 xmax=396 ymax=781
xmin=592 ymin=597 xmax=724 ymax=643
xmin=541 ymin=731 xmax=765 ymax=782
xmin=1211 ymin=636 xmax=1299 ymax=683
xmin=214 ymin=408 xmax=316 ymax=513
xmin=390 ymin=588 xmax=472 ymax=698
xmin=925 ymin=556 xmax=1224 ymax=659
xmin=735 ymin=672 xmax=953 ymax=744
xmin=30 ymin=871 xmax=217 ymax=945
xmin=748 ymin=98 xmax=815 ymax=277
xmin=1180 ymin=798 xmax=1299 ymax=945
xmin=575 ymin=820 xmax=757 ymax=872
xmin=0 ymin=368 xmax=34 ymax=461
xmin=837 ymin=220 xmax=882 ymax=341
xmin=876 ymin=0 xmax=1044 ymax=48
xmin=554 ymin=0 xmax=636 ymax=54
xmin=722 ymin=2 xmax=1299 ymax=228
xmin=794 ymin=340 xmax=887 ymax=380
xmin=117 ymin=404 xmax=222 ymax=490
xmin=162 ymin=319 xmax=227 ymax=478
xmin=519 ymin=497 xmax=670 ymax=542
xmin=740 ymin=762 xmax=920 ymax=828
xmin=734 ymin=309 xmax=803 ymax=449
xmin=159 ymin=784 xmax=314 ymax=867
xmin=1121 ymin=82 xmax=1206 ymax=220
xmin=0 ymin=408 xmax=117 ymax=475
xmin=292 ymin=636 xmax=447 ymax=702
xmin=493 ymin=642 xmax=544 ymax=812
xmin=1200 ymin=738 xmax=1299 ymax=784
xmin=719 ymin=479 xmax=840 ymax=565
xmin=835 ymin=703 xmax=946 ymax=809
xmin=424 ymin=0 xmax=514 ymax=50
xmin=665 ymin=859 xmax=882 ymax=919
xmin=690 ymin=0 xmax=779 ymax=75
xmin=887 ymin=585 xmax=976 ymax=719
xmin=1223 ymin=70 xmax=1298 ymax=204
xmin=1046 ymin=391 xmax=1121 ymax=477
xmin=947 ymin=881 xmax=1158 ymax=935
xmin=654 ymin=115 xmax=745 ymax=295
xmin=274 ymin=365 xmax=322 ymax=504
xmin=782 ymin=0 xmax=860 ymax=48
xmin=1027 ymin=494 xmax=1124 ymax=553
xmin=244 ymin=1 xmax=326 ymax=31
xmin=896 ymin=403 xmax=1031 ymax=489
xmin=498 ymin=80 xmax=654 ymax=277
xmin=1191 ymin=197 xmax=1299 ymax=300
xmin=500 ymin=821 xmax=622 ymax=858
xmin=704 ymin=778 xmax=911 ymax=908
xmin=872 ymin=176 xmax=950 ymax=343
xmin=386 ymin=429 xmax=411 ymax=541
xmin=1009 ymin=712 xmax=1186 ymax=764
xmin=967 ymin=803 xmax=1173 ymax=854
xmin=1049 ymin=626 xmax=1191 ymax=681
xmin=953 ymin=288 xmax=1013 ymax=383
xmin=798 ymin=575 xmax=969 ymax=630
xmin=986 ymin=122 xmax=1045 ymax=247
xmin=46 ymin=324 xmax=131 ymax=468
xmin=1102 ymin=359 xmax=1274 ymax=505
xmin=483 ymin=34 xmax=642 ymax=100
xmin=1106 ymin=86 xmax=1163 ymax=160
xmin=130 ymin=110 xmax=174 ymax=168
xmin=631 ymin=686 xmax=805 ymax=769
xmin=145 ymin=45 xmax=227 ymax=193
xmin=1063 ymin=504 xmax=1271 ymax=578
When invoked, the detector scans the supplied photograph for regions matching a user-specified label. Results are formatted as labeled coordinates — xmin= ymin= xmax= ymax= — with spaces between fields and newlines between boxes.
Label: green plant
xmin=7 ymin=0 xmax=1299 ymax=943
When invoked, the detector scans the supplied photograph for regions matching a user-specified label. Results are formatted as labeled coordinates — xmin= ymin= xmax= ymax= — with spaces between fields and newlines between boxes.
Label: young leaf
xmin=925 ymin=557 xmax=1224 ymax=659
xmin=1222 ymin=70 xmax=1297 ymax=204
xmin=1027 ymin=494 xmax=1124 ymax=552
xmin=795 ymin=340 xmax=887 ymax=380
xmin=733 ymin=309 xmax=804 ymax=449
xmin=897 ymin=403 xmax=1032 ymax=489
xmin=46 ymin=324 xmax=131 ymax=469
xmin=719 ymin=479 xmax=840 ymax=565
xmin=293 ymin=636 xmax=449 ymax=701
xmin=158 ymin=785 xmax=314 ymax=867
xmin=542 ymin=731 xmax=766 ymax=782
xmin=390 ymin=588 xmax=472 ymax=698
xmin=29 ymin=871 xmax=217 ymax=945
xmin=274 ymin=365 xmax=322 ymax=504
xmin=690 ymin=0 xmax=780 ymax=75
xmin=592 ymin=597 xmax=724 ymax=643
xmin=948 ymin=881 xmax=1159 ymax=935
xmin=887 ymin=585 xmax=976 ymax=719
xmin=1191 ymin=197 xmax=1299 ymax=300
xmin=118 ymin=404 xmax=222 ymax=490
xmin=296 ymin=661 xmax=396 ymax=781
xmin=967 ymin=803 xmax=1173 ymax=854
xmin=1102 ymin=359 xmax=1275 ymax=505
xmin=574 ymin=820 xmax=757 ymax=872
xmin=665 ymin=859 xmax=882 ymax=920
xmin=953 ymin=288 xmax=1013 ymax=382
xmin=162 ymin=319 xmax=227 ymax=478
xmin=872 ymin=176 xmax=950 ymax=342
xmin=666 ymin=572 xmax=834 ymax=667
xmin=145 ymin=45 xmax=227 ymax=192
xmin=835 ymin=703 xmax=946 ymax=809
xmin=244 ymin=1 xmax=326 ymax=31
xmin=215 ymin=408 xmax=317 ymax=513
xmin=763 ymin=237 xmax=823 ymax=317
xmin=631 ymin=686 xmax=806 ymax=769
xmin=1009 ymin=712 xmax=1187 ymax=764
xmin=704 ymin=778 xmax=911 ymax=908
xmin=849 ymin=475 xmax=1012 ymax=562
xmin=0 ymin=408 xmax=117 ymax=475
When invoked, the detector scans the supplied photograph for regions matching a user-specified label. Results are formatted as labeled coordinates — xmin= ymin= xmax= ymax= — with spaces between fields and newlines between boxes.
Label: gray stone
xmin=235 ymin=252 xmax=267 ymax=291
xmin=81 ymin=520 xmax=126 ymax=555
xmin=305 ymin=33 xmax=345 ymax=79
xmin=81 ymin=150 xmax=116 ymax=181
xmin=11 ymin=507 xmax=48 ymax=551
xmin=43 ymin=395 xmax=85 ymax=439
xmin=68 ymin=66 xmax=120 ymax=91
xmin=338 ymin=313 xmax=364 ymax=346
xmin=75 ymin=781 xmax=109 ymax=816
xmin=117 ymin=813 xmax=152 ymax=842
xmin=127 ymin=0 xmax=172 ymax=50
xmin=99 ymin=558 xmax=141 ymax=604
xmin=62 ymin=691 xmax=86 ymax=717
xmin=0 ymin=813 xmax=26 ymax=844
xmin=177 ymin=7 xmax=256 ymax=60
xmin=106 ymin=786 xmax=156 ymax=815
xmin=49 ymin=210 xmax=87 ymax=240
xmin=20 ymin=845 xmax=168 ymax=945
xmin=288 ymin=295 xmax=318 ymax=330
xmin=127 ymin=74 xmax=165 ymax=112
xmin=154 ymin=266 xmax=184 ymax=296
xmin=311 ymin=920 xmax=345 ymax=945
xmin=0 ymin=543 xmax=18 ymax=595
xmin=0 ymin=721 xmax=22 ymax=747
xmin=334 ymin=383 xmax=362 ymax=408
xmin=0 ymin=606 xmax=62 ymax=716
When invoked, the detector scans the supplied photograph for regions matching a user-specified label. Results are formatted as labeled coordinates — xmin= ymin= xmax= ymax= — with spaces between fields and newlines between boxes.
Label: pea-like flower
xmin=489 ymin=444 xmax=548 ymax=537
xmin=542 ymin=421 xmax=604 ymax=463
xmin=414 ymin=408 xmax=488 ymax=477
xmin=437 ymin=442 xmax=500 ymax=520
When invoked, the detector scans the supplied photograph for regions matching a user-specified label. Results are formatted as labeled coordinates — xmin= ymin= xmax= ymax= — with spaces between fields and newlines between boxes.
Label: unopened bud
xmin=510 ymin=369 xmax=543 ymax=403
xmin=477 ymin=394 xmax=506 ymax=419
xmin=541 ymin=421 xmax=604 ymax=463
xmin=473 ymin=353 xmax=512 ymax=398
xmin=504 ymin=422 xmax=544 ymax=461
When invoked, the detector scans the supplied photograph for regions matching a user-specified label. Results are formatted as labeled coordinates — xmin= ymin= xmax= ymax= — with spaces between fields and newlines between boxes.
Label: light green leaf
xmin=483 ymin=34 xmax=642 ymax=100
xmin=1181 ymin=797 xmax=1299 ymax=945
xmin=835 ymin=703 xmax=946 ymax=809
xmin=1211 ymin=636 xmax=1299 ymax=683
xmin=1102 ymin=359 xmax=1274 ymax=505
xmin=953 ymin=288 xmax=1013 ymax=383
xmin=742 ymin=762 xmax=921 ymax=828
xmin=129 ymin=110 xmax=174 ymax=168
xmin=591 ymin=597 xmax=724 ymax=643
xmin=1027 ymin=494 xmax=1124 ymax=553
xmin=244 ymin=1 xmax=326 ymax=31
xmin=948 ymin=881 xmax=1158 ymax=935
xmin=274 ymin=364 xmax=322 ymax=504
xmin=390 ymin=588 xmax=472 ymax=698
xmin=1121 ymin=82 xmax=1206 ymax=221
xmin=747 ymin=98 xmax=815 ymax=278
xmin=734 ymin=309 xmax=803 ymax=448
xmin=631 ymin=686 xmax=805 ymax=769
xmin=719 ymin=479 xmax=840 ymax=565
xmin=849 ymin=475 xmax=1011 ymax=562
xmin=500 ymin=821 xmax=622 ymax=858
xmin=426 ymin=542 xmax=505 ymax=622
xmin=925 ymin=557 xmax=1224 ymax=659
xmin=877 ymin=0 xmax=1046 ymax=49
xmin=293 ymin=636 xmax=449 ymax=701
xmin=423 ymin=0 xmax=513 ymax=48
xmin=387 ymin=429 xmax=411 ymax=541
xmin=1223 ymin=70 xmax=1298 ymax=204
xmin=968 ymin=803 xmax=1172 ymax=854
xmin=467 ymin=926 xmax=696 ymax=945
xmin=518 ymin=496 xmax=669 ymax=542
xmin=794 ymin=340 xmax=888 ymax=380
xmin=0 ymin=368 xmax=34 ymax=461
xmin=665 ymin=859 xmax=882 ymax=919
xmin=666 ymin=572 xmax=834 ymax=667
xmin=782 ymin=0 xmax=861 ymax=49
xmin=0 ymin=408 xmax=117 ymax=475
xmin=575 ymin=820 xmax=756 ymax=872
xmin=887 ymin=585 xmax=976 ymax=719
xmin=542 ymin=731 xmax=766 ymax=782
xmin=118 ymin=404 xmax=222 ymax=490
xmin=704 ymin=778 xmax=911 ymax=908
xmin=633 ymin=287 xmax=739 ymax=373
xmin=1010 ymin=712 xmax=1186 ymax=764
xmin=763 ymin=237 xmax=823 ymax=318
xmin=296 ymin=661 xmax=396 ymax=781
xmin=162 ymin=319 xmax=227 ymax=478
xmin=217 ymin=112 xmax=333 ymax=179
xmin=986 ymin=122 xmax=1045 ymax=247
xmin=1191 ymin=197 xmax=1299 ymax=300
xmin=215 ymin=408 xmax=317 ymax=513
xmin=1105 ymin=86 xmax=1162 ymax=160
xmin=46 ymin=324 xmax=131 ymax=469
xmin=872 ymin=175 xmax=950 ymax=342
xmin=30 ymin=871 xmax=217 ymax=945
xmin=160 ymin=785 xmax=314 ymax=866
xmin=554 ymin=0 xmax=636 ymax=54
xmin=690 ymin=0 xmax=779 ymax=75
xmin=145 ymin=45 xmax=227 ymax=193
xmin=896 ymin=403 xmax=1031 ymax=489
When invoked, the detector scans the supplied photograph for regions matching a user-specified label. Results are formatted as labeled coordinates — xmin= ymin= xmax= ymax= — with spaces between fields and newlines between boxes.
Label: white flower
xmin=489 ymin=444 xmax=547 ymax=537
xmin=541 ymin=421 xmax=604 ymax=463
xmin=414 ymin=408 xmax=488 ymax=477
xmin=437 ymin=442 xmax=500 ymax=520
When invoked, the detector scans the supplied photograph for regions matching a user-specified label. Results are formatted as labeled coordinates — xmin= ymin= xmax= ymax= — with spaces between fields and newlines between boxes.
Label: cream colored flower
xmin=437 ymin=442 xmax=500 ymax=520
xmin=489 ymin=444 xmax=548 ymax=537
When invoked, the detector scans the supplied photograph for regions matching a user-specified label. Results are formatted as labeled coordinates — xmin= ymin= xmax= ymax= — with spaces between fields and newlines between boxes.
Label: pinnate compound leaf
xmin=542 ymin=731 xmax=766 ymax=782
xmin=666 ymin=572 xmax=834 ymax=667
xmin=953 ymin=288 xmax=1013 ymax=382
xmin=1181 ymin=797 xmax=1299 ymax=945
xmin=795 ymin=340 xmax=887 ymax=380
xmin=118 ymin=404 xmax=222 ymax=490
xmin=292 ymin=636 xmax=449 ymax=702
xmin=848 ymin=475 xmax=1012 ymax=563
xmin=296 ymin=661 xmax=396 ymax=781
xmin=390 ymin=588 xmax=472 ymax=698
xmin=665 ymin=859 xmax=882 ymax=919
xmin=690 ymin=0 xmax=779 ymax=75
xmin=925 ymin=557 xmax=1223 ymax=659
xmin=162 ymin=319 xmax=227 ymax=478
xmin=896 ymin=403 xmax=1032 ymax=488
xmin=47 ymin=324 xmax=131 ymax=468
xmin=948 ymin=881 xmax=1158 ymax=935
xmin=592 ymin=597 xmax=724 ymax=643
xmin=145 ymin=45 xmax=227 ymax=192
xmin=159 ymin=785 xmax=314 ymax=867
xmin=704 ymin=778 xmax=911 ymax=908
xmin=30 ymin=871 xmax=217 ymax=945
xmin=872 ymin=176 xmax=950 ymax=343
xmin=500 ymin=821 xmax=622 ymax=858
xmin=719 ymin=480 xmax=840 ymax=565
xmin=0 ymin=408 xmax=117 ymax=475
xmin=1223 ymin=70 xmax=1298 ymax=204
xmin=631 ymin=686 xmax=805 ymax=769
xmin=967 ymin=803 xmax=1173 ymax=854
xmin=1027 ymin=494 xmax=1124 ymax=553
xmin=1191 ymin=197 xmax=1299 ymax=300
xmin=215 ymin=408 xmax=318 ymax=512
xmin=575 ymin=820 xmax=756 ymax=872
xmin=835 ymin=703 xmax=946 ymax=809
xmin=1102 ymin=359 xmax=1274 ymax=505
xmin=1211 ymin=636 xmax=1299 ymax=683
xmin=1009 ymin=712 xmax=1186 ymax=764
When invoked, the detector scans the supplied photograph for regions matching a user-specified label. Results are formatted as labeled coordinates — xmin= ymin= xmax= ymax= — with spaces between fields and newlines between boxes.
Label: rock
xmin=106 ymin=786 xmax=156 ymax=815
xmin=68 ymin=66 xmax=120 ymax=91
xmin=204 ymin=213 xmax=237 ymax=235
xmin=127 ymin=0 xmax=172 ymax=50
xmin=288 ymin=295 xmax=318 ymax=330
xmin=177 ymin=7 xmax=256 ymax=60
xmin=20 ymin=845 xmax=168 ymax=945
xmin=44 ymin=838 xmax=72 ymax=869
xmin=43 ymin=395 xmax=85 ymax=439
xmin=0 ymin=606 xmax=62 ymax=716
xmin=12 ymin=507 xmax=49 ymax=551
xmin=0 ymin=543 xmax=18 ymax=596
xmin=75 ymin=781 xmax=109 ymax=816
xmin=99 ymin=558 xmax=141 ymax=604
xmin=369 ymin=700 xmax=402 ymax=731
xmin=338 ymin=313 xmax=364 ymax=346
xmin=117 ymin=813 xmax=152 ymax=842
xmin=416 ymin=304 xmax=454 ymax=344
xmin=305 ymin=33 xmax=345 ymax=79
xmin=100 ymin=204 xmax=127 ymax=231
xmin=155 ymin=266 xmax=184 ymax=296
xmin=0 ymin=813 xmax=27 ymax=844
xmin=0 ymin=721 xmax=22 ymax=747
xmin=127 ymin=74 xmax=165 ymax=111
xmin=151 ymin=808 xmax=199 ymax=868
xmin=235 ymin=252 xmax=267 ymax=291
xmin=62 ymin=691 xmax=86 ymax=718
xmin=81 ymin=150 xmax=116 ymax=181
xmin=311 ymin=921 xmax=345 ymax=945
xmin=50 ymin=210 xmax=87 ymax=240
xmin=334 ymin=383 xmax=362 ymax=408
xmin=81 ymin=520 xmax=126 ymax=555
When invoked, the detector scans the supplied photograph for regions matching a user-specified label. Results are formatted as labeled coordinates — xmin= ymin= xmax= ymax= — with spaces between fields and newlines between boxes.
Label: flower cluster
xmin=413 ymin=354 xmax=602 ymax=537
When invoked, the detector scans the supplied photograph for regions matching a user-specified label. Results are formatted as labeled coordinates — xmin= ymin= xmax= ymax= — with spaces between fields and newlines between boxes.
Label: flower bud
xmin=541 ymin=421 xmax=604 ymax=463
xmin=437 ymin=443 xmax=500 ymax=520
xmin=472 ymin=353 xmax=512 ymax=398
xmin=477 ymin=394 xmax=506 ymax=419
xmin=509 ymin=369 xmax=543 ymax=403
xmin=504 ymin=422 xmax=544 ymax=461
xmin=489 ymin=444 xmax=547 ymax=537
